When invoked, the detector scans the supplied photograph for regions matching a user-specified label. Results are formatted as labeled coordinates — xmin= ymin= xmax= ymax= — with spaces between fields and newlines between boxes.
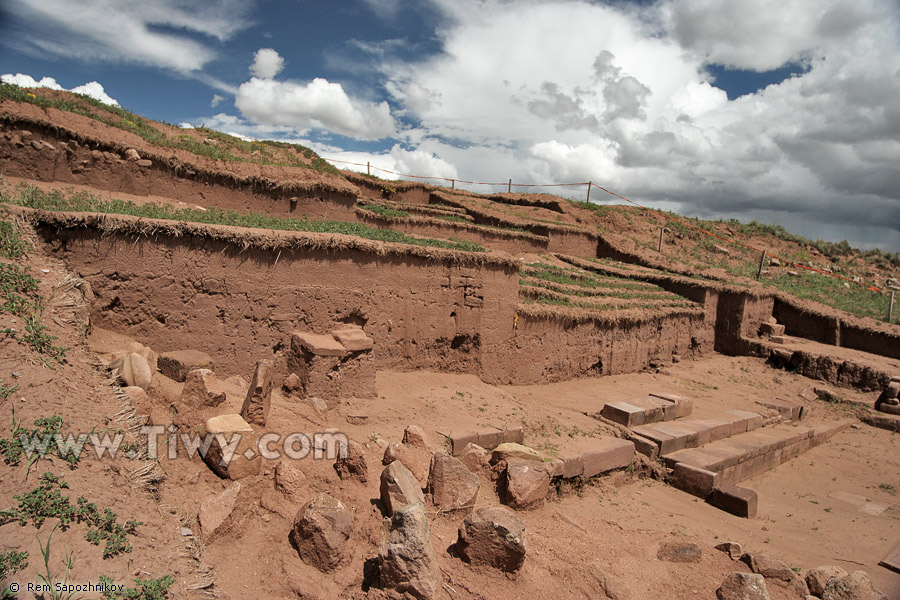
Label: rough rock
xmin=333 ymin=439 xmax=368 ymax=483
xmin=657 ymin=541 xmax=702 ymax=563
xmin=180 ymin=369 xmax=226 ymax=408
xmin=380 ymin=461 xmax=425 ymax=516
xmin=331 ymin=324 xmax=374 ymax=351
xmin=292 ymin=331 xmax=347 ymax=356
xmin=426 ymin=450 xmax=480 ymax=512
xmin=589 ymin=564 xmax=630 ymax=600
xmin=158 ymin=350 xmax=213 ymax=382
xmin=383 ymin=441 xmax=431 ymax=485
xmin=240 ymin=360 xmax=274 ymax=426
xmin=490 ymin=442 xmax=545 ymax=464
xmin=807 ymin=566 xmax=848 ymax=597
xmin=135 ymin=159 xmax=152 ymax=167
xmin=124 ymin=148 xmax=140 ymax=161
xmin=378 ymin=502 xmax=440 ymax=600
xmin=198 ymin=482 xmax=241 ymax=536
xmin=282 ymin=373 xmax=301 ymax=392
xmin=715 ymin=541 xmax=744 ymax=560
xmin=741 ymin=553 xmax=808 ymax=596
xmin=274 ymin=460 xmax=309 ymax=502
xmin=402 ymin=425 xmax=430 ymax=448
xmin=290 ymin=493 xmax=353 ymax=572
xmin=198 ymin=414 xmax=261 ymax=480
xmin=503 ymin=459 xmax=550 ymax=510
xmin=458 ymin=442 xmax=489 ymax=473
xmin=717 ymin=572 xmax=770 ymax=600
xmin=456 ymin=506 xmax=526 ymax=572
xmin=821 ymin=571 xmax=887 ymax=600
xmin=109 ymin=352 xmax=152 ymax=390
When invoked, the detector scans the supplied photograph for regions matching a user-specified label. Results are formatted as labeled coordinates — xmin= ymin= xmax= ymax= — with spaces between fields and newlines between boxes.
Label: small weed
xmin=879 ymin=483 xmax=896 ymax=496
xmin=0 ymin=220 xmax=28 ymax=259
xmin=358 ymin=203 xmax=410 ymax=219
xmin=0 ymin=411 xmax=81 ymax=469
xmin=99 ymin=574 xmax=176 ymax=600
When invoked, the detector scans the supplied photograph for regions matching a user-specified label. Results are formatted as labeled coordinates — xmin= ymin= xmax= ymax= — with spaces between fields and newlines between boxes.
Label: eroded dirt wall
xmin=491 ymin=310 xmax=710 ymax=384
xmin=546 ymin=230 xmax=598 ymax=257
xmin=0 ymin=123 xmax=359 ymax=221
xmin=714 ymin=290 xmax=775 ymax=354
xmin=839 ymin=324 xmax=900 ymax=360
xmin=36 ymin=225 xmax=519 ymax=382
xmin=773 ymin=298 xmax=840 ymax=345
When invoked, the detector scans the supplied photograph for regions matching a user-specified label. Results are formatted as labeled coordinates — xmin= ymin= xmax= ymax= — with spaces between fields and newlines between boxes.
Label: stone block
xmin=670 ymin=463 xmax=718 ymax=499
xmin=581 ymin=439 xmax=634 ymax=478
xmin=198 ymin=414 xmax=261 ymax=480
xmin=291 ymin=331 xmax=347 ymax=356
xmin=712 ymin=484 xmax=758 ymax=517
xmin=331 ymin=325 xmax=374 ymax=351
xmin=159 ymin=350 xmax=213 ymax=382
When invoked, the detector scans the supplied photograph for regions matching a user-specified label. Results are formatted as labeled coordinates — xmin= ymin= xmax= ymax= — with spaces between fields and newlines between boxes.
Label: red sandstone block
xmin=709 ymin=484 xmax=758 ymax=518
xmin=671 ymin=463 xmax=719 ymax=499
xmin=449 ymin=430 xmax=479 ymax=455
xmin=692 ymin=419 xmax=733 ymax=443
xmin=581 ymin=439 xmax=634 ymax=478
xmin=477 ymin=431 xmax=503 ymax=450
xmin=755 ymin=398 xmax=802 ymax=420
xmin=725 ymin=410 xmax=764 ymax=433
xmin=649 ymin=392 xmax=694 ymax=419
xmin=500 ymin=427 xmax=525 ymax=444
xmin=759 ymin=322 xmax=786 ymax=337
xmin=630 ymin=434 xmax=659 ymax=460
xmin=559 ymin=453 xmax=584 ymax=478
xmin=600 ymin=401 xmax=645 ymax=427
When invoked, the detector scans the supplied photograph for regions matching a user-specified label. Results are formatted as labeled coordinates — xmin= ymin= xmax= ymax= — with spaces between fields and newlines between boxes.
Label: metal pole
xmin=508 ymin=178 xmax=512 ymax=193
xmin=889 ymin=291 xmax=895 ymax=323
xmin=757 ymin=250 xmax=767 ymax=280
xmin=367 ymin=161 xmax=370 ymax=176
xmin=586 ymin=181 xmax=592 ymax=204
xmin=657 ymin=228 xmax=664 ymax=252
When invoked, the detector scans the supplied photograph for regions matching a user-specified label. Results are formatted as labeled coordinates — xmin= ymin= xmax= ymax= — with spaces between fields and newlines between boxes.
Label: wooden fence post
xmin=657 ymin=228 xmax=664 ymax=252
xmin=508 ymin=178 xmax=512 ymax=193
xmin=889 ymin=291 xmax=896 ymax=323
xmin=367 ymin=161 xmax=370 ymax=176
xmin=757 ymin=250 xmax=767 ymax=280
xmin=586 ymin=181 xmax=592 ymax=204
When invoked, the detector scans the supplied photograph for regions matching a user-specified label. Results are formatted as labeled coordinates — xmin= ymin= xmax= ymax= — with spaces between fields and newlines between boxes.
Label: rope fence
xmin=323 ymin=157 xmax=888 ymax=299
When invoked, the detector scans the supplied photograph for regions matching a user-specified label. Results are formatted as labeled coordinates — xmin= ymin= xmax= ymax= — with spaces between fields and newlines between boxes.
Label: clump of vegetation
xmin=359 ymin=203 xmax=411 ymax=219
xmin=3 ymin=184 xmax=487 ymax=253
xmin=0 ymin=220 xmax=28 ymax=259
xmin=99 ymin=575 xmax=176 ymax=600
xmin=0 ymin=473 xmax=141 ymax=558
xmin=1 ymin=549 xmax=28 ymax=582
xmin=0 ymin=261 xmax=67 ymax=362
xmin=0 ymin=412 xmax=81 ymax=469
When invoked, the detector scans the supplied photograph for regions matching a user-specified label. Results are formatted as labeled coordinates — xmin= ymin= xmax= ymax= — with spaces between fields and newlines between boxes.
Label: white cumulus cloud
xmin=250 ymin=48 xmax=285 ymax=79
xmin=1 ymin=73 xmax=119 ymax=105
xmin=235 ymin=76 xmax=396 ymax=140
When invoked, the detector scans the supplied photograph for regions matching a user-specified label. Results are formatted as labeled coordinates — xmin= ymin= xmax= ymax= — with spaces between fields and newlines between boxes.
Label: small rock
xmin=657 ymin=541 xmax=702 ymax=563
xmin=345 ymin=413 xmax=369 ymax=425
xmin=491 ymin=442 xmax=545 ymax=464
xmin=124 ymin=148 xmax=141 ymax=161
xmin=380 ymin=461 xmax=425 ymax=516
xmin=180 ymin=527 xmax=193 ymax=537
xmin=503 ymin=459 xmax=550 ymax=510
xmin=715 ymin=541 xmax=743 ymax=560
xmin=427 ymin=450 xmax=480 ymax=512
xmin=717 ymin=572 xmax=770 ymax=600
xmin=456 ymin=506 xmax=526 ymax=572
xmin=290 ymin=493 xmax=353 ymax=572
xmin=198 ymin=481 xmax=241 ymax=536
xmin=282 ymin=372 xmax=301 ymax=392
xmin=822 ymin=570 xmax=887 ymax=600
xmin=275 ymin=460 xmax=309 ymax=502
xmin=458 ymin=442 xmax=488 ymax=473
xmin=741 ymin=553 xmax=808 ymax=596
xmin=109 ymin=352 xmax=152 ymax=390
xmin=713 ymin=245 xmax=731 ymax=255
xmin=378 ymin=502 xmax=440 ymax=600
xmin=198 ymin=414 xmax=261 ymax=480
xmin=403 ymin=425 xmax=430 ymax=448
xmin=331 ymin=324 xmax=374 ymax=351
xmin=180 ymin=369 xmax=226 ymax=408
xmin=333 ymin=439 xmax=368 ymax=483
xmin=136 ymin=159 xmax=152 ymax=167
xmin=769 ymin=258 xmax=782 ymax=267
xmin=240 ymin=360 xmax=273 ymax=426
xmin=807 ymin=566 xmax=848 ymax=597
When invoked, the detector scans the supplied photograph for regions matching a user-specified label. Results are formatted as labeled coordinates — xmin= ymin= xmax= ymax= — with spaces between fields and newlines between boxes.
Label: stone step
xmin=598 ymin=393 xmax=693 ymax=427
xmin=666 ymin=421 xmax=851 ymax=514
xmin=553 ymin=437 xmax=635 ymax=480
xmin=632 ymin=409 xmax=764 ymax=456
xmin=439 ymin=426 xmax=525 ymax=455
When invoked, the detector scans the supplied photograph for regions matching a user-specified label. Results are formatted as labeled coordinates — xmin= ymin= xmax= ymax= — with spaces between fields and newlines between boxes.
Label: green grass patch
xmin=99 ymin=574 xmax=176 ymax=600
xmin=0 ymin=261 xmax=67 ymax=362
xmin=0 ymin=473 xmax=141 ymax=559
xmin=359 ymin=203 xmax=411 ymax=219
xmin=2 ymin=184 xmax=487 ymax=253
xmin=0 ymin=412 xmax=81 ymax=469
xmin=0 ymin=220 xmax=28 ymax=259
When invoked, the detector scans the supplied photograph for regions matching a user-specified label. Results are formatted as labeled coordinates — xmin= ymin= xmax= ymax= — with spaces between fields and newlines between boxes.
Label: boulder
xmin=657 ymin=541 xmax=702 ymax=563
xmin=198 ymin=481 xmax=241 ymax=536
xmin=503 ymin=459 xmax=550 ymax=510
xmin=274 ymin=460 xmax=309 ymax=503
xmin=427 ymin=450 xmax=479 ymax=512
xmin=807 ymin=566 xmax=848 ymax=597
xmin=290 ymin=493 xmax=353 ymax=572
xmin=333 ymin=439 xmax=368 ymax=483
xmin=180 ymin=369 xmax=226 ymax=408
xmin=240 ymin=360 xmax=274 ymax=426
xmin=159 ymin=350 xmax=213 ymax=382
xmin=110 ymin=352 xmax=152 ymax=390
xmin=124 ymin=148 xmax=140 ymax=161
xmin=822 ymin=571 xmax=887 ymax=600
xmin=741 ymin=553 xmax=808 ymax=596
xmin=457 ymin=443 xmax=489 ymax=474
xmin=380 ymin=461 xmax=425 ymax=516
xmin=383 ymin=441 xmax=431 ymax=485
xmin=283 ymin=373 xmax=301 ymax=392
xmin=455 ymin=506 xmax=526 ymax=572
xmin=403 ymin=425 xmax=430 ymax=449
xmin=198 ymin=414 xmax=261 ymax=480
xmin=717 ymin=572 xmax=770 ymax=600
xmin=378 ymin=502 xmax=439 ymax=600
xmin=490 ymin=442 xmax=545 ymax=464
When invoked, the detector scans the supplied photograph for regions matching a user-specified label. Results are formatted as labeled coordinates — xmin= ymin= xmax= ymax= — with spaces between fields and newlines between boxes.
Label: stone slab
xmin=292 ymin=331 xmax=348 ymax=356
xmin=709 ymin=484 xmax=758 ymax=518
xmin=879 ymin=542 xmax=900 ymax=574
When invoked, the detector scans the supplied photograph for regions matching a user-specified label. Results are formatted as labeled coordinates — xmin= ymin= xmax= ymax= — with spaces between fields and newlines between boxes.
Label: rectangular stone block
xmin=449 ymin=430 xmax=478 ymax=455
xmin=671 ymin=463 xmax=719 ymax=499
xmin=600 ymin=401 xmax=644 ymax=427
xmin=709 ymin=484 xmax=758 ymax=518
xmin=630 ymin=434 xmax=658 ymax=460
xmin=726 ymin=410 xmax=765 ymax=433
xmin=692 ymin=419 xmax=733 ymax=443
xmin=581 ymin=439 xmax=634 ymax=478
xmin=560 ymin=454 xmax=584 ymax=479
xmin=649 ymin=392 xmax=694 ymax=419
xmin=476 ymin=431 xmax=503 ymax=450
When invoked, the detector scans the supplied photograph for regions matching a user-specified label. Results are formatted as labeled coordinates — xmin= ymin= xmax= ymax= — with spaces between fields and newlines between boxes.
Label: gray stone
xmin=717 ymin=572 xmax=770 ymax=600
xmin=427 ymin=450 xmax=479 ymax=512
xmin=657 ymin=541 xmax=702 ymax=563
xmin=822 ymin=571 xmax=888 ymax=600
xmin=456 ymin=506 xmax=526 ymax=572
xmin=807 ymin=566 xmax=848 ymax=597
xmin=503 ymin=459 xmax=550 ymax=510
xmin=198 ymin=482 xmax=241 ymax=536
xmin=378 ymin=502 xmax=439 ymax=600
xmin=333 ymin=439 xmax=368 ymax=483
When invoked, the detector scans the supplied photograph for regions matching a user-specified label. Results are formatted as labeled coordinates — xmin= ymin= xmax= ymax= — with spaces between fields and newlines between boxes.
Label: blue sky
xmin=2 ymin=0 xmax=899 ymax=252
